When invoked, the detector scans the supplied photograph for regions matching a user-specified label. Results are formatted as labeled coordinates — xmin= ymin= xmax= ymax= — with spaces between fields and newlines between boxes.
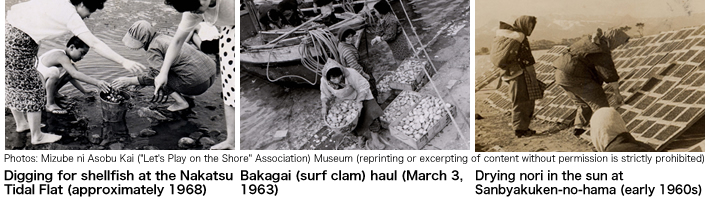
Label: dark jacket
xmin=258 ymin=3 xmax=281 ymax=30
xmin=278 ymin=0 xmax=303 ymax=27
xmin=604 ymin=132 xmax=657 ymax=152
xmin=555 ymin=35 xmax=619 ymax=87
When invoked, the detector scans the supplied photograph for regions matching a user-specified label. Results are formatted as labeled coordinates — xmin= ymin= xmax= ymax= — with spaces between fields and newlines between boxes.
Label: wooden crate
xmin=389 ymin=58 xmax=434 ymax=91
xmin=376 ymin=71 xmax=396 ymax=104
xmin=380 ymin=91 xmax=423 ymax=128
xmin=389 ymin=96 xmax=457 ymax=149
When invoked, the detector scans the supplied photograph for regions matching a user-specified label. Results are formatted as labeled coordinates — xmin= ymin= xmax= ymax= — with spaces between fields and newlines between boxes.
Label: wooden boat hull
xmin=240 ymin=44 xmax=323 ymax=85
xmin=240 ymin=1 xmax=368 ymax=85
xmin=241 ymin=29 xmax=364 ymax=85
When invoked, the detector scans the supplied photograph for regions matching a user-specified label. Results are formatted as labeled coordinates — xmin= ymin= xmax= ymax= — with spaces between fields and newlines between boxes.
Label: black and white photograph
xmin=475 ymin=0 xmax=705 ymax=152
xmin=4 ymin=0 xmax=235 ymax=150
xmin=240 ymin=0 xmax=470 ymax=150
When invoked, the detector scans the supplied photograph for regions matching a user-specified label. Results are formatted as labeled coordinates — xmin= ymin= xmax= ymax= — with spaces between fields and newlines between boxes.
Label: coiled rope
xmin=300 ymin=28 xmax=341 ymax=76
xmin=266 ymin=28 xmax=341 ymax=85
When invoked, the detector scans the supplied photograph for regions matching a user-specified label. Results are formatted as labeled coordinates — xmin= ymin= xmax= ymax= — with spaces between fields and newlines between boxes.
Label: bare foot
xmin=16 ymin=124 xmax=29 ymax=133
xmin=31 ymin=133 xmax=62 ymax=145
xmin=167 ymin=93 xmax=190 ymax=111
xmin=210 ymin=141 xmax=234 ymax=150
xmin=167 ymin=103 xmax=189 ymax=112
xmin=46 ymin=104 xmax=68 ymax=114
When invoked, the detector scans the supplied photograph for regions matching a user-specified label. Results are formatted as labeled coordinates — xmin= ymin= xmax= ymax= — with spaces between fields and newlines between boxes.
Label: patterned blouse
xmin=373 ymin=13 xmax=401 ymax=42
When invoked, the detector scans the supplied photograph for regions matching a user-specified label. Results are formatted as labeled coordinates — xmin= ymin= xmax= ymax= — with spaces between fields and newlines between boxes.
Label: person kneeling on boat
xmin=321 ymin=58 xmax=386 ymax=150
xmin=278 ymin=0 xmax=304 ymax=28
xmin=258 ymin=3 xmax=284 ymax=31
xmin=113 ymin=20 xmax=217 ymax=114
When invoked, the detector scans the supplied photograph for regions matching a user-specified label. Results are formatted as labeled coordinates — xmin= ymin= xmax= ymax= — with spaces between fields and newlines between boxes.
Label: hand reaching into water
xmin=152 ymin=72 xmax=169 ymax=103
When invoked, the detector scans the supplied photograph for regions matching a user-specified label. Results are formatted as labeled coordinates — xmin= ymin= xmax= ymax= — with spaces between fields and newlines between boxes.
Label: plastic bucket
xmin=99 ymin=91 xmax=130 ymax=123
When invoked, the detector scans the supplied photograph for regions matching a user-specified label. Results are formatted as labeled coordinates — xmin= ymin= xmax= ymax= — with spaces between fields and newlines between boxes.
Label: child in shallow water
xmin=38 ymin=36 xmax=111 ymax=114
xmin=6 ymin=0 xmax=145 ymax=145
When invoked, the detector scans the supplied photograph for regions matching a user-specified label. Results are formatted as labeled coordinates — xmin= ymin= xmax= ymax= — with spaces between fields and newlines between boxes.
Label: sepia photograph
xmin=475 ymin=0 xmax=705 ymax=152
xmin=240 ymin=0 xmax=470 ymax=150
xmin=4 ymin=0 xmax=235 ymax=150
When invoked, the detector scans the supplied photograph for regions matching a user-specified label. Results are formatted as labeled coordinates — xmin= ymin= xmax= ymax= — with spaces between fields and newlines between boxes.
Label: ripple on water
xmin=7 ymin=0 xmax=218 ymax=149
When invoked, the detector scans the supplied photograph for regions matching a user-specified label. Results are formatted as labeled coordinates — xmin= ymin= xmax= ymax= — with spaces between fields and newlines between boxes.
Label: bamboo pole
xmin=299 ymin=0 xmax=379 ymax=12
xmin=244 ymin=0 xmax=263 ymax=32
xmin=266 ymin=14 xmax=323 ymax=45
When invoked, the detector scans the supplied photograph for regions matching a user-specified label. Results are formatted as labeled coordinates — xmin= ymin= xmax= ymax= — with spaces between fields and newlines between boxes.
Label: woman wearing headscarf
xmin=490 ymin=15 xmax=545 ymax=138
xmin=590 ymin=107 xmax=656 ymax=152
xmin=555 ymin=28 xmax=630 ymax=137
xmin=320 ymin=59 xmax=384 ymax=149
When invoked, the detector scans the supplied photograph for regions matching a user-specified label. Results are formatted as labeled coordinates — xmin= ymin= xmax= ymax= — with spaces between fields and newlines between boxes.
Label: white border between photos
xmin=1 ymin=1 xmax=706 ymax=200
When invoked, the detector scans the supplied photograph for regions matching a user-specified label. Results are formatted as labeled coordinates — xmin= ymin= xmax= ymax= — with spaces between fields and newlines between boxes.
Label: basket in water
xmin=99 ymin=91 xmax=130 ymax=123
xmin=324 ymin=100 xmax=363 ymax=134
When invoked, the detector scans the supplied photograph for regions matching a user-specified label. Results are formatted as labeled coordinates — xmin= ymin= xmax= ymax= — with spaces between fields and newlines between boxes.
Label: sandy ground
xmin=474 ymin=51 xmax=594 ymax=152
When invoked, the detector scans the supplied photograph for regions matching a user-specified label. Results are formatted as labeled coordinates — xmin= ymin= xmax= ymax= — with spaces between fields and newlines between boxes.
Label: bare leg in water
xmin=211 ymin=106 xmax=235 ymax=150
xmin=11 ymin=109 xmax=61 ymax=144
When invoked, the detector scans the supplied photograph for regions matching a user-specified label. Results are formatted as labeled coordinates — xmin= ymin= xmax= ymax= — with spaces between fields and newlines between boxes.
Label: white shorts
xmin=37 ymin=64 xmax=65 ymax=80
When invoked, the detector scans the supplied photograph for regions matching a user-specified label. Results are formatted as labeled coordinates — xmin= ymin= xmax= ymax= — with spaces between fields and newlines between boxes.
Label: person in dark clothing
xmin=555 ymin=28 xmax=630 ymax=136
xmin=278 ymin=0 xmax=303 ymax=27
xmin=115 ymin=20 xmax=217 ymax=112
xmin=258 ymin=2 xmax=282 ymax=30
xmin=369 ymin=0 xmax=411 ymax=63
xmin=490 ymin=15 xmax=544 ymax=138
xmin=590 ymin=107 xmax=656 ymax=152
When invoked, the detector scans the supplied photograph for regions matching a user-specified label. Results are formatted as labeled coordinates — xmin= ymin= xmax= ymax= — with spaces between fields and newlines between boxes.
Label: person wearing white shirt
xmin=5 ymin=0 xmax=146 ymax=145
